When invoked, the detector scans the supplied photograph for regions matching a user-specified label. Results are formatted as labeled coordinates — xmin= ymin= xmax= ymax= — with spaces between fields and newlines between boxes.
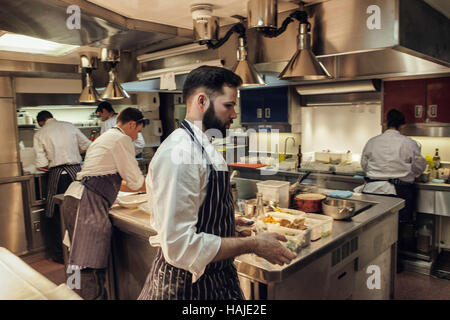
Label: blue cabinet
xmin=240 ymin=87 xmax=289 ymax=123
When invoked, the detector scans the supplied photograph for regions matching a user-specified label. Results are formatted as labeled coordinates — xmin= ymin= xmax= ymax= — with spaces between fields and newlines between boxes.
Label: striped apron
xmin=65 ymin=173 xmax=122 ymax=269
xmin=138 ymin=120 xmax=244 ymax=300
xmin=46 ymin=163 xmax=81 ymax=218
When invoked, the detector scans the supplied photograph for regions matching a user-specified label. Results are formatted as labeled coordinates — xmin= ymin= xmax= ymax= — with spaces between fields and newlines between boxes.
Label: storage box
xmin=305 ymin=213 xmax=333 ymax=239
xmin=256 ymin=180 xmax=290 ymax=208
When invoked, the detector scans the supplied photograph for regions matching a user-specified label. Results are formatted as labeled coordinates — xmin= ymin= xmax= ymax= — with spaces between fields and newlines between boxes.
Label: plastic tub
xmin=305 ymin=213 xmax=333 ymax=238
xmin=266 ymin=224 xmax=311 ymax=251
xmin=256 ymin=180 xmax=290 ymax=208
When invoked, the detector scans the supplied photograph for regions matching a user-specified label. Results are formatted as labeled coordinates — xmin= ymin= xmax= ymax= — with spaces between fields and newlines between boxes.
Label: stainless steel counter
xmin=105 ymin=188 xmax=403 ymax=299
xmin=236 ymin=189 xmax=404 ymax=283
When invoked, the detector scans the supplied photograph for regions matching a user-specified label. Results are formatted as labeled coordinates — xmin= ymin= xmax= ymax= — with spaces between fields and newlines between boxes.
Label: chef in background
xmin=62 ymin=107 xmax=147 ymax=300
xmin=96 ymin=101 xmax=146 ymax=157
xmin=359 ymin=108 xmax=426 ymax=271
xmin=33 ymin=110 xmax=91 ymax=263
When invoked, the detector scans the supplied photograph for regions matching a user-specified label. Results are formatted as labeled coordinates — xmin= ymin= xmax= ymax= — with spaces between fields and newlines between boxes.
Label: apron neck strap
xmin=180 ymin=120 xmax=213 ymax=166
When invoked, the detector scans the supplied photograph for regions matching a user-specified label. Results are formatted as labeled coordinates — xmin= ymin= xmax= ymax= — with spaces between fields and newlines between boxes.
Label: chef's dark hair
xmin=36 ymin=110 xmax=53 ymax=123
xmin=387 ymin=109 xmax=406 ymax=129
xmin=183 ymin=65 xmax=242 ymax=102
xmin=117 ymin=107 xmax=148 ymax=127
xmin=96 ymin=101 xmax=115 ymax=114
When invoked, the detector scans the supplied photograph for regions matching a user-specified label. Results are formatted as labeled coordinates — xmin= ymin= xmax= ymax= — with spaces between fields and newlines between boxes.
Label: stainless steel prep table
xmin=105 ymin=190 xmax=403 ymax=300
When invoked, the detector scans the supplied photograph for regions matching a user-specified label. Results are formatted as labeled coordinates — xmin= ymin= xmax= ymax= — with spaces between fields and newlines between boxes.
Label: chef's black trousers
xmin=42 ymin=173 xmax=73 ymax=264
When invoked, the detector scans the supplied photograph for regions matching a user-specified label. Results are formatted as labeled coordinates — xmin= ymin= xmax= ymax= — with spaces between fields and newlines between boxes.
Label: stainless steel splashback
xmin=0 ymin=77 xmax=20 ymax=176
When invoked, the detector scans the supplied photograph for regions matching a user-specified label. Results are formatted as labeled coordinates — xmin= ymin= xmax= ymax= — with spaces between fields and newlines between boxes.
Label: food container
xmin=321 ymin=198 xmax=355 ymax=220
xmin=117 ymin=193 xmax=147 ymax=209
xmin=256 ymin=180 xmax=290 ymax=208
xmin=305 ymin=213 xmax=333 ymax=239
xmin=266 ymin=224 xmax=311 ymax=252
xmin=294 ymin=193 xmax=326 ymax=213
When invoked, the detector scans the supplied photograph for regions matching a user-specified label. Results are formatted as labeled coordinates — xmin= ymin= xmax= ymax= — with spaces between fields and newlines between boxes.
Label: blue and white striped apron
xmin=138 ymin=120 xmax=243 ymax=300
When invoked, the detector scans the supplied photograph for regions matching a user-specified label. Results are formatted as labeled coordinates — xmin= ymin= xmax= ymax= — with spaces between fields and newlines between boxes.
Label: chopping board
xmin=229 ymin=163 xmax=267 ymax=169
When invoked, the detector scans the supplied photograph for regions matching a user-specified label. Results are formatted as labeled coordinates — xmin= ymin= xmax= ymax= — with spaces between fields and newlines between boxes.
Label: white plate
xmin=117 ymin=193 xmax=147 ymax=209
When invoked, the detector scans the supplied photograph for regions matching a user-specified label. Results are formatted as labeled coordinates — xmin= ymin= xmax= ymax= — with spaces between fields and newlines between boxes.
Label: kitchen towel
xmin=327 ymin=190 xmax=353 ymax=198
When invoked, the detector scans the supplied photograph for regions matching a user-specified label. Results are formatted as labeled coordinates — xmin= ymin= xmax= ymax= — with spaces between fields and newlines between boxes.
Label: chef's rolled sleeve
xmin=113 ymin=135 xmax=144 ymax=190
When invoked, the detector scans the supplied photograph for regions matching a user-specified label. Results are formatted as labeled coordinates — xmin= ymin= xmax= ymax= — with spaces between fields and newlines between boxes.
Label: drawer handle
xmin=338 ymin=272 xmax=347 ymax=280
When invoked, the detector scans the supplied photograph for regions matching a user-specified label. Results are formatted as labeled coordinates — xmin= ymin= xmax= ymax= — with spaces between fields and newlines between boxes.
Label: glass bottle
xmin=255 ymin=192 xmax=265 ymax=218
xmin=296 ymin=145 xmax=302 ymax=170
xmin=433 ymin=148 xmax=441 ymax=170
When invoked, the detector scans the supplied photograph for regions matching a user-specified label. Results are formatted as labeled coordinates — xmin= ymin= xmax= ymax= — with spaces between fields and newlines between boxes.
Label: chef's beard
xmin=202 ymin=101 xmax=232 ymax=138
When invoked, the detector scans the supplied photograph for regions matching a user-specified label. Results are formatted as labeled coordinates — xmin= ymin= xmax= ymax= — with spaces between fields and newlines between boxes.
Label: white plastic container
xmin=266 ymin=224 xmax=311 ymax=251
xmin=256 ymin=180 xmax=290 ymax=208
xmin=305 ymin=213 xmax=333 ymax=239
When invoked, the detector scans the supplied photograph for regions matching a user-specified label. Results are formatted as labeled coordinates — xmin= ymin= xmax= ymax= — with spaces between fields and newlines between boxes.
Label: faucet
xmin=284 ymin=137 xmax=296 ymax=159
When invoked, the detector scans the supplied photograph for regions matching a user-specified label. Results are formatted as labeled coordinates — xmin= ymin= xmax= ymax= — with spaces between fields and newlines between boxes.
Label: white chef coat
xmin=359 ymin=129 xmax=427 ymax=195
xmin=146 ymin=119 xmax=228 ymax=282
xmin=65 ymin=126 xmax=145 ymax=199
xmin=99 ymin=114 xmax=145 ymax=155
xmin=34 ymin=118 xmax=91 ymax=168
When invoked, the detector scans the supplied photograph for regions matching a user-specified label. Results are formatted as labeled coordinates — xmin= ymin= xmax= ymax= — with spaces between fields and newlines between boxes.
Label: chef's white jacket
xmin=33 ymin=118 xmax=91 ymax=168
xmin=146 ymin=120 xmax=228 ymax=282
xmin=65 ymin=126 xmax=145 ymax=199
xmin=359 ymin=129 xmax=427 ymax=195
xmin=100 ymin=114 xmax=145 ymax=155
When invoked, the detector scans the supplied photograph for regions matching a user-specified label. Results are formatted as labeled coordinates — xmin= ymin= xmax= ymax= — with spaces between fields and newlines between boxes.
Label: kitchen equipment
xmin=314 ymin=151 xmax=352 ymax=164
xmin=243 ymin=198 xmax=271 ymax=217
xmin=289 ymin=171 xmax=312 ymax=204
xmin=437 ymin=168 xmax=449 ymax=180
xmin=294 ymin=193 xmax=326 ymax=213
xmin=305 ymin=213 xmax=333 ymax=239
xmin=416 ymin=171 xmax=431 ymax=183
xmin=322 ymin=198 xmax=356 ymax=220
xmin=416 ymin=224 xmax=433 ymax=254
xmin=229 ymin=163 xmax=267 ymax=169
xmin=1 ymin=77 xmax=27 ymax=256
xmin=256 ymin=180 xmax=290 ymax=208
xmin=116 ymin=193 xmax=147 ymax=209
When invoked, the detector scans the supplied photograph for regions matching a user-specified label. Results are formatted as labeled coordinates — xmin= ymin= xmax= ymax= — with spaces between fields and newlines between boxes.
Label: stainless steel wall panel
xmin=0 ymin=98 xmax=19 ymax=165
xmin=0 ymin=77 xmax=13 ymax=97
xmin=417 ymin=190 xmax=436 ymax=214
xmin=435 ymin=191 xmax=450 ymax=217
xmin=0 ymin=182 xmax=27 ymax=255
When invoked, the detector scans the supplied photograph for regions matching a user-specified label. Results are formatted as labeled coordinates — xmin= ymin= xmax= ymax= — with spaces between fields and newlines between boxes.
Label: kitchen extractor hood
xmin=295 ymin=80 xmax=382 ymax=106
xmin=296 ymin=80 xmax=381 ymax=95
xmin=252 ymin=0 xmax=450 ymax=83
xmin=0 ymin=0 xmax=193 ymax=52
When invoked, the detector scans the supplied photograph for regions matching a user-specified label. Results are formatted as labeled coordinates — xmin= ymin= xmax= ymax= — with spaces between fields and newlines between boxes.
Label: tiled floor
xmin=29 ymin=259 xmax=66 ymax=286
xmin=394 ymin=271 xmax=450 ymax=300
xmin=28 ymin=258 xmax=450 ymax=300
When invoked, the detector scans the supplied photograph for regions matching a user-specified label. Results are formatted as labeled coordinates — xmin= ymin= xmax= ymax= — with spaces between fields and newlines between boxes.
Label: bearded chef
xmin=62 ymin=107 xmax=147 ymax=300
xmin=138 ymin=66 xmax=296 ymax=300
xmin=96 ymin=101 xmax=146 ymax=157
xmin=33 ymin=110 xmax=91 ymax=263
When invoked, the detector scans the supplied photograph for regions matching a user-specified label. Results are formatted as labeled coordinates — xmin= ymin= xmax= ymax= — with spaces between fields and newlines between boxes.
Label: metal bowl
xmin=322 ymin=198 xmax=355 ymax=220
